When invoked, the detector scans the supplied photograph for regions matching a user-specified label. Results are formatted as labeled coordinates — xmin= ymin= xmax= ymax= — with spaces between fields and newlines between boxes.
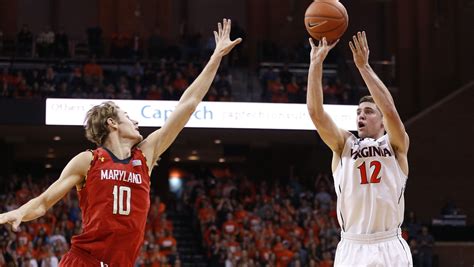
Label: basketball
xmin=304 ymin=0 xmax=349 ymax=42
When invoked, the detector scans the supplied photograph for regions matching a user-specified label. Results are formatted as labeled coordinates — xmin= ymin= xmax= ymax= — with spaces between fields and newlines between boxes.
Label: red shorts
xmin=59 ymin=246 xmax=109 ymax=267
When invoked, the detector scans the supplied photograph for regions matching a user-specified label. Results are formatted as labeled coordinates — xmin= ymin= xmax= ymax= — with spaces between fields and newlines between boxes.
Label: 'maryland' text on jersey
xmin=100 ymin=169 xmax=143 ymax=184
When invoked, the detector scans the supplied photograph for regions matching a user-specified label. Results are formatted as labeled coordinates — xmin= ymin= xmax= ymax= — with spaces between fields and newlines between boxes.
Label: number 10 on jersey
xmin=113 ymin=185 xmax=131 ymax=215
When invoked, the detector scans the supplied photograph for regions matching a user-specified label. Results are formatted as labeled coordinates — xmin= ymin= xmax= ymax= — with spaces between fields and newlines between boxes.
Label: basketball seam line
xmin=307 ymin=21 xmax=347 ymax=34
xmin=305 ymin=16 xmax=345 ymax=20
xmin=305 ymin=1 xmax=347 ymax=17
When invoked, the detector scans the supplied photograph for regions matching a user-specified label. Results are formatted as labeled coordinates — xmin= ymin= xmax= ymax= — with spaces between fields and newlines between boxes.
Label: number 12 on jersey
xmin=112 ymin=185 xmax=131 ymax=215
xmin=358 ymin=160 xmax=382 ymax=184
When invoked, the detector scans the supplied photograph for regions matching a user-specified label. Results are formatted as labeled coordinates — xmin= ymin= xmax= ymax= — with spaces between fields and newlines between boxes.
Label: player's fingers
xmin=309 ymin=38 xmax=315 ymax=48
xmin=214 ymin=31 xmax=218 ymax=44
xmin=322 ymin=37 xmax=328 ymax=47
xmin=232 ymin=38 xmax=242 ymax=46
xmin=226 ymin=19 xmax=231 ymax=36
xmin=352 ymin=35 xmax=361 ymax=51
xmin=218 ymin=22 xmax=222 ymax=36
xmin=12 ymin=219 xmax=21 ymax=232
xmin=222 ymin=18 xmax=227 ymax=36
xmin=349 ymin=41 xmax=355 ymax=54
xmin=358 ymin=31 xmax=366 ymax=51
xmin=362 ymin=31 xmax=368 ymax=49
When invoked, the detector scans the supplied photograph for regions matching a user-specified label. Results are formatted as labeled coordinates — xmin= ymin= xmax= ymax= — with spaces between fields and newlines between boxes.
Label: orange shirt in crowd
xmin=157 ymin=236 xmax=177 ymax=256
xmin=234 ymin=209 xmax=248 ymax=223
xmin=222 ymin=220 xmax=240 ymax=235
xmin=199 ymin=207 xmax=215 ymax=223
xmin=226 ymin=240 xmax=240 ymax=254
xmin=275 ymin=249 xmax=294 ymax=267
xmin=83 ymin=63 xmax=103 ymax=78
xmin=320 ymin=260 xmax=334 ymax=267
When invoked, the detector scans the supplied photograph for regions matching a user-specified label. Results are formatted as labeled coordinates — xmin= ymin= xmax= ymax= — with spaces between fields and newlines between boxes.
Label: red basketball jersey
xmin=71 ymin=147 xmax=150 ymax=266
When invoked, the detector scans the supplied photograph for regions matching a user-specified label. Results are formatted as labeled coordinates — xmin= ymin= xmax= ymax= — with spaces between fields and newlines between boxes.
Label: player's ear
xmin=106 ymin=117 xmax=118 ymax=129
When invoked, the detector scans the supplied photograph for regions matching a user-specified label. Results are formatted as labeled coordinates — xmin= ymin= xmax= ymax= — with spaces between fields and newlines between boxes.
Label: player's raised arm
xmin=307 ymin=37 xmax=350 ymax=154
xmin=349 ymin=31 xmax=409 ymax=154
xmin=139 ymin=19 xmax=242 ymax=169
xmin=0 ymin=151 xmax=91 ymax=231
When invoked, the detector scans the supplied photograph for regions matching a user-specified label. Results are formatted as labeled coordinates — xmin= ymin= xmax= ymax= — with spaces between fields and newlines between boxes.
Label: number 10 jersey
xmin=333 ymin=134 xmax=407 ymax=235
xmin=71 ymin=147 xmax=150 ymax=266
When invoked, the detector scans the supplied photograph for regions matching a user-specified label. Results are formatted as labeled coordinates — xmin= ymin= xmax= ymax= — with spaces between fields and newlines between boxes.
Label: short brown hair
xmin=84 ymin=101 xmax=120 ymax=146
xmin=359 ymin=95 xmax=375 ymax=104
xmin=358 ymin=95 xmax=382 ymax=115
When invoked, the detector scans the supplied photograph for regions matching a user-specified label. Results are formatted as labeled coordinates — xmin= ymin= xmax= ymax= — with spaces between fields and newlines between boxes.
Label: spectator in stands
xmin=83 ymin=56 xmax=103 ymax=86
xmin=417 ymin=226 xmax=434 ymax=267
xmin=86 ymin=26 xmax=103 ymax=57
xmin=17 ymin=24 xmax=33 ymax=57
xmin=279 ymin=64 xmax=293 ymax=86
xmin=36 ymin=27 xmax=55 ymax=58
xmin=148 ymin=28 xmax=165 ymax=59
xmin=404 ymin=211 xmax=421 ymax=241
xmin=131 ymin=32 xmax=142 ymax=60
xmin=54 ymin=29 xmax=69 ymax=58
xmin=0 ymin=30 xmax=4 ymax=55
xmin=409 ymin=239 xmax=420 ymax=266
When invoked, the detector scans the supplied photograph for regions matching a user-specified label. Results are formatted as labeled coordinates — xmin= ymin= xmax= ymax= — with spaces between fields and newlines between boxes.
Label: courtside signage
xmin=46 ymin=98 xmax=357 ymax=131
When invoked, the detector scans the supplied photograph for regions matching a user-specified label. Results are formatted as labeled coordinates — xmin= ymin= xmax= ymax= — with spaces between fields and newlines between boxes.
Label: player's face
xmin=117 ymin=109 xmax=143 ymax=144
xmin=356 ymin=102 xmax=384 ymax=139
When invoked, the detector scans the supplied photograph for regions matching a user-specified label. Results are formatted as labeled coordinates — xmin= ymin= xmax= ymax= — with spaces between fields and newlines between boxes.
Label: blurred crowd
xmin=259 ymin=65 xmax=353 ymax=104
xmin=0 ymin=59 xmax=233 ymax=102
xmin=0 ymin=23 xmax=359 ymax=105
xmin=0 ymin=174 xmax=180 ymax=267
xmin=0 ymin=168 xmax=437 ymax=267
xmin=183 ymin=172 xmax=340 ymax=267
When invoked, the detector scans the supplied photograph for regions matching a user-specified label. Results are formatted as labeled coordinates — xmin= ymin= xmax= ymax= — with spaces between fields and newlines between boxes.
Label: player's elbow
xmin=383 ymin=107 xmax=400 ymax=122
xmin=307 ymin=106 xmax=324 ymax=123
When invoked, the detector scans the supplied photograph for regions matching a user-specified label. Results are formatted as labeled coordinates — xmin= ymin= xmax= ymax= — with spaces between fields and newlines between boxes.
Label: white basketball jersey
xmin=333 ymin=134 xmax=407 ymax=234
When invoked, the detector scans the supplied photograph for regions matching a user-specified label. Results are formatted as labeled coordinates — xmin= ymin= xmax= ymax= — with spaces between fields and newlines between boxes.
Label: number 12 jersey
xmin=333 ymin=134 xmax=407 ymax=234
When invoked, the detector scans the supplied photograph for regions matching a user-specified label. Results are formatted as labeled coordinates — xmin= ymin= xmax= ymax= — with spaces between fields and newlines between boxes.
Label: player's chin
xmin=134 ymin=134 xmax=143 ymax=144
xmin=357 ymin=130 xmax=367 ymax=138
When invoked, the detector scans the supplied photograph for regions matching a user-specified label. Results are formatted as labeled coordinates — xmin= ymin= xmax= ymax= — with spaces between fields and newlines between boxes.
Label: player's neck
xmin=102 ymin=135 xmax=134 ymax=160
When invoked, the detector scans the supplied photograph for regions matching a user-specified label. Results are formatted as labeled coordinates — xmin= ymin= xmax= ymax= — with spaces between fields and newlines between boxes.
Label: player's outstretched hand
xmin=309 ymin=37 xmax=339 ymax=65
xmin=349 ymin=31 xmax=370 ymax=69
xmin=0 ymin=210 xmax=23 ymax=232
xmin=213 ymin=18 xmax=242 ymax=58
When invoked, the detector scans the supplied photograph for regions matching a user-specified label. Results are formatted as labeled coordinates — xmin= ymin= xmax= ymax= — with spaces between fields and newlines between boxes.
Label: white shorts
xmin=334 ymin=228 xmax=413 ymax=267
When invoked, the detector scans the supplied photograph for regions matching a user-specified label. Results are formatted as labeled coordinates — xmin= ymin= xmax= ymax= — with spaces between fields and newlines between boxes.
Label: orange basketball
xmin=304 ymin=0 xmax=349 ymax=42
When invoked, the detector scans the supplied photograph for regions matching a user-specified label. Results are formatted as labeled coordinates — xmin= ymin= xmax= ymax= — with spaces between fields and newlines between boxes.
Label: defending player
xmin=306 ymin=32 xmax=413 ymax=266
xmin=0 ymin=19 xmax=241 ymax=266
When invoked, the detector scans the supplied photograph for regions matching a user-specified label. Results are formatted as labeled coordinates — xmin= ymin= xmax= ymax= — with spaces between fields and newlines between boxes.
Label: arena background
xmin=0 ymin=0 xmax=473 ymax=266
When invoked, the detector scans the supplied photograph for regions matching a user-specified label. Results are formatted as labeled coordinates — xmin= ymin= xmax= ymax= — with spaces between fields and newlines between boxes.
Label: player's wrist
xmin=210 ymin=52 xmax=223 ymax=61
xmin=357 ymin=63 xmax=371 ymax=70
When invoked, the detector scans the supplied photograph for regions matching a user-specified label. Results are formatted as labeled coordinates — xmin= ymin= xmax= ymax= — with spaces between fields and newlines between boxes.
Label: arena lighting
xmin=188 ymin=155 xmax=199 ymax=161
xmin=45 ymin=98 xmax=358 ymax=131
xmin=53 ymin=136 xmax=61 ymax=141
xmin=218 ymin=158 xmax=226 ymax=163
xmin=214 ymin=139 xmax=222 ymax=144
xmin=173 ymin=157 xmax=181 ymax=162
xmin=168 ymin=170 xmax=182 ymax=193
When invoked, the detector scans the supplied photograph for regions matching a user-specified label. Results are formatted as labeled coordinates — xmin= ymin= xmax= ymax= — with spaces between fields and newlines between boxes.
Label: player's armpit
xmin=383 ymin=112 xmax=410 ymax=154
xmin=309 ymin=110 xmax=351 ymax=154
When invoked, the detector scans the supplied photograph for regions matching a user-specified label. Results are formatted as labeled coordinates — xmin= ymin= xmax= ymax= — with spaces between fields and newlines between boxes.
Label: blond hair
xmin=84 ymin=101 xmax=120 ymax=146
